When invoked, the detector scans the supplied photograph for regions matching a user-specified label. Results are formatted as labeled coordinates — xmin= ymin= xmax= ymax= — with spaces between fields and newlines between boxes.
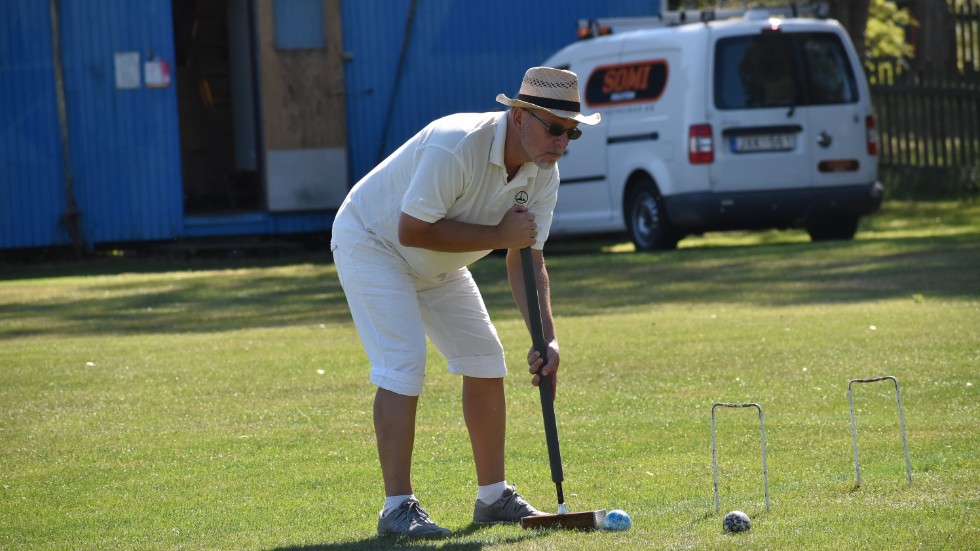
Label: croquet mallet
xmin=518 ymin=247 xmax=605 ymax=530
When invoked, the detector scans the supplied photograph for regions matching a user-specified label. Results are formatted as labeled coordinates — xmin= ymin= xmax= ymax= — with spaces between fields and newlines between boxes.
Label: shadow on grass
xmin=1 ymin=231 xmax=978 ymax=339
xmin=269 ymin=523 xmax=540 ymax=551
xmin=0 ymin=264 xmax=352 ymax=339
xmin=478 ymin=233 xmax=980 ymax=314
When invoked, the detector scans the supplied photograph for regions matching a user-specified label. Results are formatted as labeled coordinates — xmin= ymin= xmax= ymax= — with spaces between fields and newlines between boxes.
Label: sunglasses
xmin=525 ymin=109 xmax=582 ymax=140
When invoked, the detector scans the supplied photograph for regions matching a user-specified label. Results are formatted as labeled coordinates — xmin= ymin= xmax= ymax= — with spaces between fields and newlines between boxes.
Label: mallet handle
xmin=519 ymin=247 xmax=565 ymax=498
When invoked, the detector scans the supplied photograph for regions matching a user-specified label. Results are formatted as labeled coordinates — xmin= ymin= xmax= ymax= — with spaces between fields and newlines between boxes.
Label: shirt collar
xmin=489 ymin=111 xmax=508 ymax=169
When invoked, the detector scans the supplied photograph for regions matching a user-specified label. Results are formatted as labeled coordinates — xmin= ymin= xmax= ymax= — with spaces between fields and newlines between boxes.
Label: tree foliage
xmin=866 ymin=0 xmax=915 ymax=59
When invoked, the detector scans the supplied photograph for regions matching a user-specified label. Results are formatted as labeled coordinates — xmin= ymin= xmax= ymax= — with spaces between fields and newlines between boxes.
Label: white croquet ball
xmin=604 ymin=509 xmax=632 ymax=531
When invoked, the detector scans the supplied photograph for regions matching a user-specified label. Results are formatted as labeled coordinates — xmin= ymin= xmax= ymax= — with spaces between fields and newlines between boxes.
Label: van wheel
xmin=806 ymin=216 xmax=859 ymax=241
xmin=626 ymin=179 xmax=678 ymax=251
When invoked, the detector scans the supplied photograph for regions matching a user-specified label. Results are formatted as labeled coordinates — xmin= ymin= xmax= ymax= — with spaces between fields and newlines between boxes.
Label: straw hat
xmin=496 ymin=67 xmax=601 ymax=125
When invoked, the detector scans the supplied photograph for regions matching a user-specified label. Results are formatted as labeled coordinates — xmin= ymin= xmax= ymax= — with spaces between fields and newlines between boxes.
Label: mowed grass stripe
xmin=0 ymin=200 xmax=977 ymax=549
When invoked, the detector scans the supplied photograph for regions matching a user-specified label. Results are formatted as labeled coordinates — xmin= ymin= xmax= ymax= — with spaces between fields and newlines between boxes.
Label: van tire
xmin=806 ymin=216 xmax=859 ymax=241
xmin=626 ymin=178 xmax=678 ymax=251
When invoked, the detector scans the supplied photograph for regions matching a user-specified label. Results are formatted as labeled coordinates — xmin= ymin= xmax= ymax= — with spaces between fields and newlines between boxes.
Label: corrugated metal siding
xmin=1 ymin=0 xmax=182 ymax=250
xmin=59 ymin=0 xmax=182 ymax=245
xmin=340 ymin=0 xmax=662 ymax=184
xmin=0 ymin=1 xmax=69 ymax=249
xmin=3 ymin=1 xmax=662 ymax=250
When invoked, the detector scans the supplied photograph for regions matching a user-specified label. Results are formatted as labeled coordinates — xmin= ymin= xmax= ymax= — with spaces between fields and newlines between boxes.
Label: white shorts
xmin=332 ymin=236 xmax=506 ymax=397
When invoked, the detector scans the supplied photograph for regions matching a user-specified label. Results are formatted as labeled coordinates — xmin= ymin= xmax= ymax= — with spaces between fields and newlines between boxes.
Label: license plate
xmin=731 ymin=134 xmax=795 ymax=153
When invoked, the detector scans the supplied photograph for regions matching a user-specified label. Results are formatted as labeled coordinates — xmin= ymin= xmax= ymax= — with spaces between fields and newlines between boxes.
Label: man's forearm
xmin=399 ymin=214 xmax=502 ymax=252
xmin=507 ymin=248 xmax=557 ymax=343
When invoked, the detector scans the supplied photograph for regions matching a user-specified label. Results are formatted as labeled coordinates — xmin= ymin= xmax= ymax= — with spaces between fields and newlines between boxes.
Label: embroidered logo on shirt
xmin=515 ymin=191 xmax=529 ymax=205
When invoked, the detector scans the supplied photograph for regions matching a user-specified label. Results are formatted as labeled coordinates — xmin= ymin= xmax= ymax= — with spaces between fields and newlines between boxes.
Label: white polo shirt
xmin=332 ymin=111 xmax=559 ymax=280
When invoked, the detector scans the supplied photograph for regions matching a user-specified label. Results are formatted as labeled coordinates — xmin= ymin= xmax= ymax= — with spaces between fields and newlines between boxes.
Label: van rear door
xmin=709 ymin=23 xmax=872 ymax=197
xmin=709 ymin=25 xmax=812 ymax=193
xmin=799 ymin=31 xmax=876 ymax=190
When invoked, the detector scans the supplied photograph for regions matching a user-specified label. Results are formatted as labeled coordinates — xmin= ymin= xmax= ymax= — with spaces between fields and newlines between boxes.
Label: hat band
xmin=517 ymin=93 xmax=580 ymax=113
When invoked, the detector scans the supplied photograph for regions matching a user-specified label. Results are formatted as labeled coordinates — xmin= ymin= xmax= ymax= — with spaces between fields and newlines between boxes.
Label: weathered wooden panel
xmin=256 ymin=0 xmax=347 ymax=150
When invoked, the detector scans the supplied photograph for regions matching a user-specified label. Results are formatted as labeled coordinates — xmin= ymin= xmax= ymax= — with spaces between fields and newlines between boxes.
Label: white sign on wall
xmin=114 ymin=52 xmax=140 ymax=90
xmin=144 ymin=59 xmax=171 ymax=88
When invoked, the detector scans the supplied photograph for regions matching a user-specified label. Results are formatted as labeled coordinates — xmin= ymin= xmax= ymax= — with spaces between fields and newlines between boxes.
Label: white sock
xmin=381 ymin=494 xmax=415 ymax=517
xmin=477 ymin=480 xmax=507 ymax=505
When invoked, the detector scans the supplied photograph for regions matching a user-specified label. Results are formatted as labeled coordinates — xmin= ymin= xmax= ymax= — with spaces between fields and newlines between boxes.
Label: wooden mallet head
xmin=520 ymin=510 xmax=606 ymax=531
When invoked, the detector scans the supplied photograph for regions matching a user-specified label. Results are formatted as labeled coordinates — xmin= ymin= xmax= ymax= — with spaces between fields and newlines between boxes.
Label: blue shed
xmin=1 ymin=0 xmax=661 ymax=252
xmin=2 ymin=0 xmax=183 ymax=251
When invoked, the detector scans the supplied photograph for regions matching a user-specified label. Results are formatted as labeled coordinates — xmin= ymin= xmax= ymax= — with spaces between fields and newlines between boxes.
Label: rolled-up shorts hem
xmin=371 ymin=353 xmax=507 ymax=397
xmin=447 ymin=354 xmax=507 ymax=379
xmin=371 ymin=367 xmax=425 ymax=397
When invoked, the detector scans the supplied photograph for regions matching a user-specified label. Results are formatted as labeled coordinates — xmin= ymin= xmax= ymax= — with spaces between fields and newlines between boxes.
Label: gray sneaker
xmin=377 ymin=498 xmax=451 ymax=538
xmin=473 ymin=484 xmax=549 ymax=525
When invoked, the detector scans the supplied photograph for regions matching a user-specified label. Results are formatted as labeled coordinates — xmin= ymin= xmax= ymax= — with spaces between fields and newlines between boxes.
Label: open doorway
xmin=172 ymin=0 xmax=262 ymax=214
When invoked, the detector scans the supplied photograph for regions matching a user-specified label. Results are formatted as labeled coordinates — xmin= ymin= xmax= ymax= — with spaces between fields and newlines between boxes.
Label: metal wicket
xmin=711 ymin=402 xmax=770 ymax=513
xmin=848 ymin=376 xmax=912 ymax=488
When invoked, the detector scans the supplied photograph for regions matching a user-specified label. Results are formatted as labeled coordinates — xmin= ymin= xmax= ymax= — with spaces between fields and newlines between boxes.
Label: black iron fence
xmin=870 ymin=73 xmax=979 ymax=169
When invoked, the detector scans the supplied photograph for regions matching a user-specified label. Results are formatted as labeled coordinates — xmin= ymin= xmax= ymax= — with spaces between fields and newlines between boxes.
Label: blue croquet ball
xmin=723 ymin=510 xmax=751 ymax=533
xmin=604 ymin=509 xmax=632 ymax=531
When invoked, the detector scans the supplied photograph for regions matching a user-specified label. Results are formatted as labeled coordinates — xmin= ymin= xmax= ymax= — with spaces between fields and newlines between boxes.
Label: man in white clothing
xmin=330 ymin=67 xmax=600 ymax=537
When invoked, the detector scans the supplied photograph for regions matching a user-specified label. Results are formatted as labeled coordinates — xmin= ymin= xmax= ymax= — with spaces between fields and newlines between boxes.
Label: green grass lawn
xmin=1 ymin=200 xmax=978 ymax=550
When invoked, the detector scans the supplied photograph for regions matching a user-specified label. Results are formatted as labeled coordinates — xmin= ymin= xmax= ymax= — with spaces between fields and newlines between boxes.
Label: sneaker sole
xmin=473 ymin=519 xmax=515 ymax=526
xmin=377 ymin=529 xmax=452 ymax=538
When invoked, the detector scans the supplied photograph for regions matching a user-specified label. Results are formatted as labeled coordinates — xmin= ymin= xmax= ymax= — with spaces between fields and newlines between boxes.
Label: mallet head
xmin=520 ymin=510 xmax=606 ymax=531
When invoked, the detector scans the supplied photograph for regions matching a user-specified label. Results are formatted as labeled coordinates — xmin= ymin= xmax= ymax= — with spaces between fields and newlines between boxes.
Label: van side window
xmin=714 ymin=32 xmax=858 ymax=109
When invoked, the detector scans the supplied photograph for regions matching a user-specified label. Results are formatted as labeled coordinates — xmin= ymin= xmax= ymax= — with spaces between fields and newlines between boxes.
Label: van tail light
xmin=865 ymin=115 xmax=878 ymax=155
xmin=689 ymin=124 xmax=714 ymax=164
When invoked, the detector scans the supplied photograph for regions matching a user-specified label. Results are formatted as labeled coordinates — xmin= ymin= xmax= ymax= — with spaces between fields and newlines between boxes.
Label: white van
xmin=545 ymin=8 xmax=884 ymax=250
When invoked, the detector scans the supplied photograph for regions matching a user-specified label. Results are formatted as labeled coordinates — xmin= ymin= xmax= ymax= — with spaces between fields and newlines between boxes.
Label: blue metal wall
xmin=340 ymin=0 xmax=662 ymax=183
xmin=0 ymin=1 xmax=69 ymax=249
xmin=1 ymin=0 xmax=182 ymax=250
xmin=59 ymin=0 xmax=183 ymax=246
xmin=2 ymin=1 xmax=662 ymax=250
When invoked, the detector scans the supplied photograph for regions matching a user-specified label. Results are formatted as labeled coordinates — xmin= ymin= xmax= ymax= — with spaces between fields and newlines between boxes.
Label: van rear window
xmin=714 ymin=32 xmax=858 ymax=109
